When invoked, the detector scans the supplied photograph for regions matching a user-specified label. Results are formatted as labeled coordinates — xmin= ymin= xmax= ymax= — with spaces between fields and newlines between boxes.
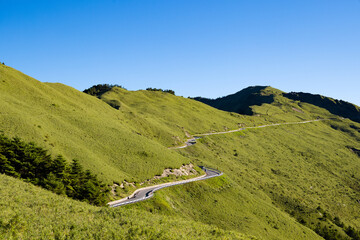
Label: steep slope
xmin=0 ymin=64 xmax=191 ymax=183
xmin=0 ymin=65 xmax=278 ymax=186
xmin=2 ymin=64 xmax=360 ymax=239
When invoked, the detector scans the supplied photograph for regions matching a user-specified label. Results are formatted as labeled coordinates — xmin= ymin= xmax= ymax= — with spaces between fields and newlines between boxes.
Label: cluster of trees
xmin=314 ymin=223 xmax=360 ymax=240
xmin=344 ymin=226 xmax=360 ymax=240
xmin=311 ymin=207 xmax=360 ymax=240
xmin=146 ymin=88 xmax=175 ymax=95
xmin=0 ymin=133 xmax=109 ymax=205
xmin=84 ymin=85 xmax=176 ymax=97
xmin=83 ymin=84 xmax=125 ymax=97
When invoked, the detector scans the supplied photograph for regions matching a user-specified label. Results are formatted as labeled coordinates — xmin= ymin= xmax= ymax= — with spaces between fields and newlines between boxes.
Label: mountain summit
xmin=193 ymin=86 xmax=275 ymax=115
xmin=194 ymin=86 xmax=360 ymax=122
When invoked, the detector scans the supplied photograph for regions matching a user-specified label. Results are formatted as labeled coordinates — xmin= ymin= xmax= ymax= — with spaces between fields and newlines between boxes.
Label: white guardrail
xmin=110 ymin=169 xmax=223 ymax=208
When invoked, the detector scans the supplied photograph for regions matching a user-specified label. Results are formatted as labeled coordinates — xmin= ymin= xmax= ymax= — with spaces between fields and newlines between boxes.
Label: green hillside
xmin=0 ymin=174 xmax=250 ymax=240
xmin=1 ymin=64 xmax=360 ymax=239
xmin=193 ymin=86 xmax=360 ymax=124
xmin=95 ymin=85 xmax=334 ymax=138
xmin=94 ymin=84 xmax=360 ymax=239
xmin=0 ymin=64 xmax=213 ymax=183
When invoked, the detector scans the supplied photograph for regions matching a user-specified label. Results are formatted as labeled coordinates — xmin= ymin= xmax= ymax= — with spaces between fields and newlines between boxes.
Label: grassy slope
xmin=0 ymin=65 xmax=283 ymax=182
xmin=0 ymin=64 xmax=203 ymax=183
xmin=99 ymin=86 xmax=330 ymax=143
xmin=100 ymin=87 xmax=264 ymax=146
xmin=0 ymin=174 xmax=251 ymax=240
xmin=249 ymin=87 xmax=336 ymax=122
xmin=129 ymin=119 xmax=360 ymax=239
xmin=1 ymin=65 xmax=360 ymax=239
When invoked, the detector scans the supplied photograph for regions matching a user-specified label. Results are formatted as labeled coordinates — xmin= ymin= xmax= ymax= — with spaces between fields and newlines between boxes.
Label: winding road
xmin=171 ymin=119 xmax=328 ymax=149
xmin=108 ymin=167 xmax=222 ymax=207
xmin=109 ymin=118 xmax=328 ymax=207
xmin=194 ymin=119 xmax=326 ymax=137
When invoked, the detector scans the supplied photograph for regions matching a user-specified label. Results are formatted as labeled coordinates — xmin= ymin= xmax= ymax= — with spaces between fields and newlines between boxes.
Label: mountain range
xmin=1 ymin=64 xmax=360 ymax=239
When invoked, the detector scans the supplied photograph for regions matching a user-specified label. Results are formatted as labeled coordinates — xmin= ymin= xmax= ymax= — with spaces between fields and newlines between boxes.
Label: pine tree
xmin=0 ymin=154 xmax=17 ymax=176
xmin=70 ymin=159 xmax=83 ymax=175
xmin=51 ymin=155 xmax=67 ymax=178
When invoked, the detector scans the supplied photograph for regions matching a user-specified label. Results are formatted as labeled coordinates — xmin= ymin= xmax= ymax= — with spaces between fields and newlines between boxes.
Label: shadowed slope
xmin=194 ymin=85 xmax=360 ymax=123
xmin=193 ymin=86 xmax=275 ymax=115
xmin=283 ymin=92 xmax=360 ymax=123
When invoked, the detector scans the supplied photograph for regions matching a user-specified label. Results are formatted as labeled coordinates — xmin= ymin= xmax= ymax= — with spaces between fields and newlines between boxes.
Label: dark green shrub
xmin=84 ymin=84 xmax=125 ymax=97
xmin=146 ymin=88 xmax=175 ymax=95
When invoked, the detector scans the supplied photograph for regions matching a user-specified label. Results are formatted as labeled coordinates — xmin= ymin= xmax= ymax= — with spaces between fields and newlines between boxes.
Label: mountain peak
xmin=194 ymin=85 xmax=360 ymax=123
xmin=193 ymin=85 xmax=279 ymax=115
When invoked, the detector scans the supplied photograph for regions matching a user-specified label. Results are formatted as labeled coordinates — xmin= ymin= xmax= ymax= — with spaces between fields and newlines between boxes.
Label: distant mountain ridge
xmin=194 ymin=86 xmax=360 ymax=122
xmin=193 ymin=86 xmax=275 ymax=115
xmin=283 ymin=91 xmax=360 ymax=123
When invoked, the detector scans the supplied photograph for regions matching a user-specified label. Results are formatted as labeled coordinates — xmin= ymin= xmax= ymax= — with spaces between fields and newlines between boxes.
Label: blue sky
xmin=1 ymin=0 xmax=359 ymax=105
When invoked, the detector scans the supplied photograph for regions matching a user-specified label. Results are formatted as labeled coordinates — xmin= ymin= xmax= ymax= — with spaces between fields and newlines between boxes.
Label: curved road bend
xmin=108 ymin=167 xmax=222 ymax=208
xmin=168 ymin=138 xmax=198 ymax=149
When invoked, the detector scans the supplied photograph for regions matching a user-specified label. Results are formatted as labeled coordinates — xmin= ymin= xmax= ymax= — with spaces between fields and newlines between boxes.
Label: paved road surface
xmin=194 ymin=119 xmax=326 ymax=137
xmin=170 ymin=119 xmax=327 ymax=150
xmin=108 ymin=167 xmax=222 ymax=207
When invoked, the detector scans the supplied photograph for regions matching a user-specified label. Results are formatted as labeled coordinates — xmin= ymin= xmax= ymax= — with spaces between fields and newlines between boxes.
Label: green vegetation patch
xmin=146 ymin=87 xmax=175 ymax=95
xmin=83 ymin=84 xmax=125 ymax=98
xmin=0 ymin=133 xmax=109 ymax=205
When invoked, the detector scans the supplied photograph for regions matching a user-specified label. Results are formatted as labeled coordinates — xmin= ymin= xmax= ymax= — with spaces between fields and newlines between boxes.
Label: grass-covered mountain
xmin=194 ymin=86 xmax=360 ymax=123
xmin=193 ymin=86 xmax=275 ymax=115
xmin=1 ymin=64 xmax=239 ymax=183
xmin=1 ymin=64 xmax=360 ymax=239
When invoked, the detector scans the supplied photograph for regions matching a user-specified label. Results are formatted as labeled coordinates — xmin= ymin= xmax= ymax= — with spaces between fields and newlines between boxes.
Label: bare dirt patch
xmin=153 ymin=163 xmax=198 ymax=179
xmin=113 ymin=163 xmax=198 ymax=197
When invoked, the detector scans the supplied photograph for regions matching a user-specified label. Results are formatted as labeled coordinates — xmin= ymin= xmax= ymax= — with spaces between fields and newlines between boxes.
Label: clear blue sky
xmin=1 ymin=0 xmax=359 ymax=105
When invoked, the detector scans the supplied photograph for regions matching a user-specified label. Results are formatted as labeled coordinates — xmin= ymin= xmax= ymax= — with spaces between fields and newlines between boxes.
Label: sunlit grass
xmin=1 ymin=64 xmax=360 ymax=239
